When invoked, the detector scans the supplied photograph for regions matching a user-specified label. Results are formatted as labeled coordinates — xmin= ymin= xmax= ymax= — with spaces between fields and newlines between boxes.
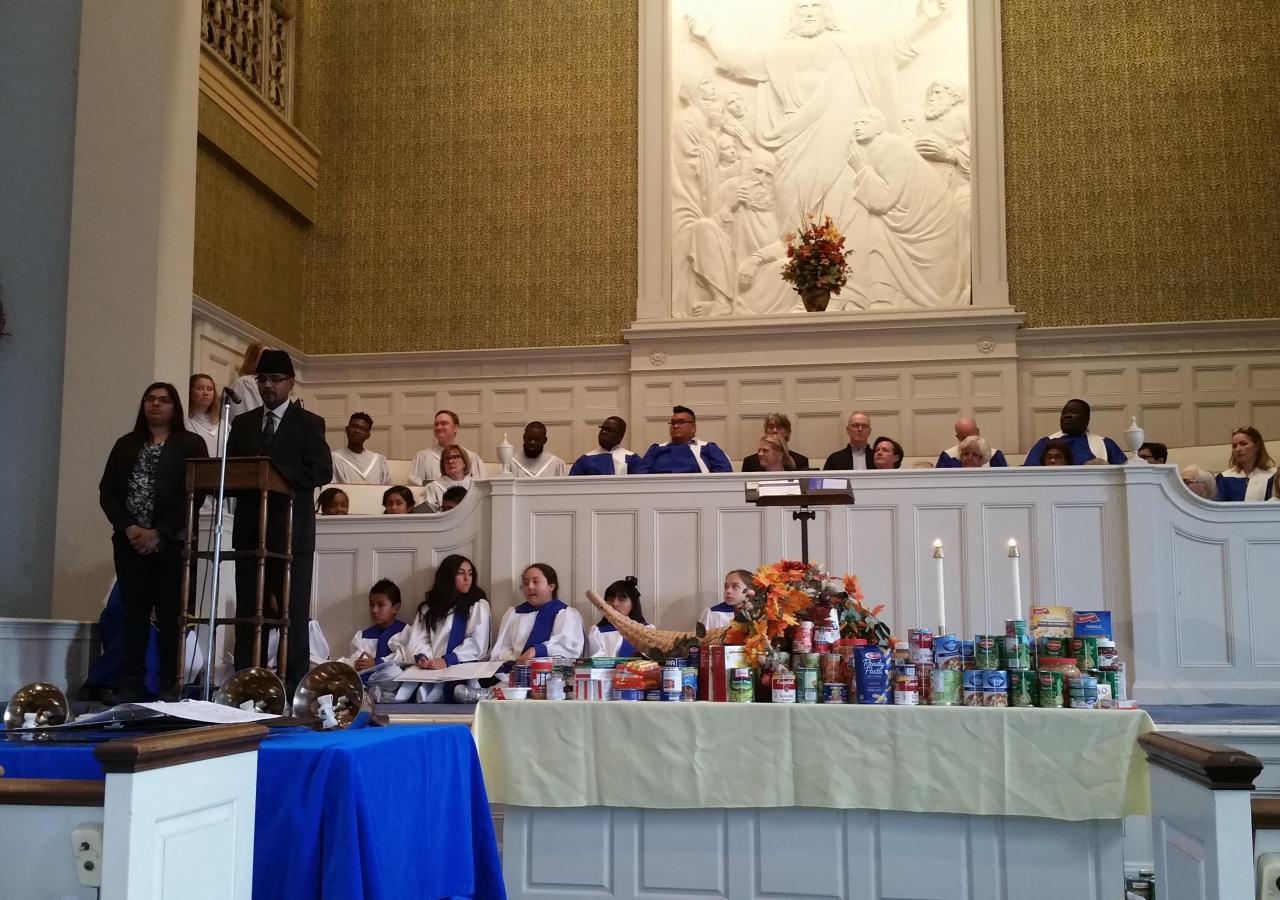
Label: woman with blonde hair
xmin=755 ymin=433 xmax=795 ymax=472
xmin=227 ymin=340 xmax=271 ymax=421
xmin=1216 ymin=426 xmax=1275 ymax=501
xmin=420 ymin=444 xmax=474 ymax=512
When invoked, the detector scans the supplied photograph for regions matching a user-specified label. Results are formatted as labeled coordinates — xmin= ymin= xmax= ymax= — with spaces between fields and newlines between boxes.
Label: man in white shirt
xmin=329 ymin=412 xmax=391 ymax=484
xmin=409 ymin=409 xmax=487 ymax=484
xmin=512 ymin=421 xmax=567 ymax=478
xmin=823 ymin=411 xmax=875 ymax=470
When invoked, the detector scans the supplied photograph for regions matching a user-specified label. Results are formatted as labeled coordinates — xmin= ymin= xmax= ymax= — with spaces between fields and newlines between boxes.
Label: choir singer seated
xmin=639 ymin=406 xmax=732 ymax=473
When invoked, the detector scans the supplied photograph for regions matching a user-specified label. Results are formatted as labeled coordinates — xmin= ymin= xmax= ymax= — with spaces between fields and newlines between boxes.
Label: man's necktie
xmin=263 ymin=409 xmax=276 ymax=447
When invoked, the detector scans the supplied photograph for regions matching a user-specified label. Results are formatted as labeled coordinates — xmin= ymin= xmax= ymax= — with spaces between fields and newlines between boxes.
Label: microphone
xmin=222 ymin=386 xmax=242 ymax=404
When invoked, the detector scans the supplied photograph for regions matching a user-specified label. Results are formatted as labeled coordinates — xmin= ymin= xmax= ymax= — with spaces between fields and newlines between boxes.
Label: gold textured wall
xmin=1002 ymin=0 xmax=1280 ymax=328
xmin=296 ymin=0 xmax=639 ymax=354
xmin=194 ymin=141 xmax=306 ymax=347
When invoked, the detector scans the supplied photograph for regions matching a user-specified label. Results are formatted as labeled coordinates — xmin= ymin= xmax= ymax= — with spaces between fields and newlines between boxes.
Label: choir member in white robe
xmin=1216 ymin=427 xmax=1276 ymax=501
xmin=585 ymin=577 xmax=653 ymax=658
xmin=699 ymin=568 xmax=754 ymax=631
xmin=1023 ymin=400 xmax=1126 ymax=466
xmin=409 ymin=409 xmax=487 ymax=484
xmin=511 ymin=421 xmax=567 ymax=478
xmin=349 ymin=578 xmax=407 ymax=671
xmin=639 ymin=406 xmax=732 ymax=473
xmin=391 ymin=555 xmax=492 ymax=702
xmin=569 ymin=417 xmax=645 ymax=475
xmin=226 ymin=340 xmax=269 ymax=422
xmin=419 ymin=444 xmax=474 ymax=512
xmin=185 ymin=373 xmax=222 ymax=455
xmin=329 ymin=412 xmax=391 ymax=485
xmin=491 ymin=563 xmax=584 ymax=670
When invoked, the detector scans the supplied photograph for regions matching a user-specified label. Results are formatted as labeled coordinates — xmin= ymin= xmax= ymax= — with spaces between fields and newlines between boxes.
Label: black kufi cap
xmin=256 ymin=349 xmax=295 ymax=377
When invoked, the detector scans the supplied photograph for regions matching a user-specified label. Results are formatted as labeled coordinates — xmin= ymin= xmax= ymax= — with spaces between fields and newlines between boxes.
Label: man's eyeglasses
xmin=255 ymin=375 xmax=290 ymax=385
xmin=669 ymin=419 xmax=694 ymax=426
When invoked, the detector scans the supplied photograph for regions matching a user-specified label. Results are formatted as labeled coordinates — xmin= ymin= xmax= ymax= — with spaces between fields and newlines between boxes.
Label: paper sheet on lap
xmin=393 ymin=660 xmax=503 ymax=682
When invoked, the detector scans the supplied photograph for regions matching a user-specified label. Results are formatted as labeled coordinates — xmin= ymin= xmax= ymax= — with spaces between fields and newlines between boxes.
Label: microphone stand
xmin=202 ymin=389 xmax=236 ymax=701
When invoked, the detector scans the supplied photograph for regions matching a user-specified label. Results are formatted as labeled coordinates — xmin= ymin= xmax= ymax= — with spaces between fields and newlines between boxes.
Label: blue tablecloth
xmin=0 ymin=725 xmax=504 ymax=900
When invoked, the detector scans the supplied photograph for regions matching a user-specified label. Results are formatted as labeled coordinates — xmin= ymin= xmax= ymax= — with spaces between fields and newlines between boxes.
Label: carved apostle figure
xmin=846 ymin=107 xmax=962 ymax=308
xmin=915 ymin=76 xmax=971 ymax=300
xmin=730 ymin=151 xmax=796 ymax=315
xmin=686 ymin=0 xmax=950 ymax=238
xmin=722 ymin=91 xmax=758 ymax=154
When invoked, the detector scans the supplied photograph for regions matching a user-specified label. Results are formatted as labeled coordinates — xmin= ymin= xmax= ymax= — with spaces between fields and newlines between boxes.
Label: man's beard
xmin=793 ymin=19 xmax=828 ymax=38
xmin=925 ymin=100 xmax=954 ymax=120
xmin=744 ymin=178 xmax=774 ymax=211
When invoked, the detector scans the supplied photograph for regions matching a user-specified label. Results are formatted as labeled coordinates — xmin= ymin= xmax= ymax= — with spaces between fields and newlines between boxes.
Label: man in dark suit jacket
xmin=225 ymin=350 xmax=332 ymax=692
xmin=823 ymin=411 xmax=875 ymax=470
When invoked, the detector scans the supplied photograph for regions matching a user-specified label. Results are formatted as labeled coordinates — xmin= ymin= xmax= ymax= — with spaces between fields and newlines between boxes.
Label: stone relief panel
xmin=671 ymin=0 xmax=971 ymax=317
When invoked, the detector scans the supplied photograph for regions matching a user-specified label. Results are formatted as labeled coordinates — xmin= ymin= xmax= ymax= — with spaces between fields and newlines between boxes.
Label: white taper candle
xmin=1008 ymin=539 xmax=1022 ymax=620
xmin=933 ymin=539 xmax=945 ymax=634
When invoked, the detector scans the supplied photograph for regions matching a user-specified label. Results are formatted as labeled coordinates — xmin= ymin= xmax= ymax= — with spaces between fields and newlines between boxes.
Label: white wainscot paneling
xmin=313 ymin=467 xmax=1280 ymax=705
xmin=502 ymin=806 xmax=1121 ymax=900
xmin=0 ymin=619 xmax=97 ymax=701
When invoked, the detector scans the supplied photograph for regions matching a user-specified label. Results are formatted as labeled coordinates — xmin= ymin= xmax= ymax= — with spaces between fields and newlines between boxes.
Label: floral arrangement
xmin=719 ymin=559 xmax=890 ymax=656
xmin=780 ymin=215 xmax=853 ymax=297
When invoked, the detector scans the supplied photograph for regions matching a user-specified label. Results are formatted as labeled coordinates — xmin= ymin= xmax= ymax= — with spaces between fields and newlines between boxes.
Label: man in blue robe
xmin=1023 ymin=399 xmax=1126 ymax=466
xmin=569 ymin=417 xmax=645 ymax=475
xmin=639 ymin=406 xmax=733 ymax=473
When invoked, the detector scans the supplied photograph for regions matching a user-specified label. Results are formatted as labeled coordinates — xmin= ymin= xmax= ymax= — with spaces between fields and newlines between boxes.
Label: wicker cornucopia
xmin=586 ymin=590 xmax=730 ymax=654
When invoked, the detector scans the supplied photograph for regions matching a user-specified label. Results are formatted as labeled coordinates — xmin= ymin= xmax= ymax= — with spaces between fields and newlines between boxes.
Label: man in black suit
xmin=225 ymin=349 xmax=332 ymax=692
xmin=741 ymin=412 xmax=811 ymax=471
xmin=824 ymin=411 xmax=875 ymax=470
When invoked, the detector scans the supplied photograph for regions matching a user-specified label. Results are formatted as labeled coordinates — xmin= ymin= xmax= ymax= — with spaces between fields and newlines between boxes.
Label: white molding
xmin=969 ymin=0 xmax=1010 ymax=307
xmin=1017 ymin=317 xmax=1280 ymax=359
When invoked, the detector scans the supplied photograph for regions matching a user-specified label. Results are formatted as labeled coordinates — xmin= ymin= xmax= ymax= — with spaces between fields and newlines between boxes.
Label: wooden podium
xmin=179 ymin=457 xmax=294 ymax=685
xmin=747 ymin=478 xmax=856 ymax=564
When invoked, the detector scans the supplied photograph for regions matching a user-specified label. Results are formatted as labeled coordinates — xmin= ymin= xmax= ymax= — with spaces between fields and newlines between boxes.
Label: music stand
xmin=179 ymin=457 xmax=295 ymax=695
xmin=746 ymin=478 xmax=856 ymax=563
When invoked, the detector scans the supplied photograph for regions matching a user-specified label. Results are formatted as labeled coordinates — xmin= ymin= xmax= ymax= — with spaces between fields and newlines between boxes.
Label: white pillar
xmin=52 ymin=0 xmax=201 ymax=618
xmin=968 ymin=0 xmax=1011 ymax=307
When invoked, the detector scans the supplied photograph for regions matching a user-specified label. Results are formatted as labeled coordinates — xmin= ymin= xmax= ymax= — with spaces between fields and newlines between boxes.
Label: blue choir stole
xmin=596 ymin=621 xmax=636 ymax=658
xmin=518 ymin=598 xmax=567 ymax=655
xmin=708 ymin=602 xmax=735 ymax=614
xmin=442 ymin=605 xmax=471 ymax=665
xmin=363 ymin=619 xmax=406 ymax=662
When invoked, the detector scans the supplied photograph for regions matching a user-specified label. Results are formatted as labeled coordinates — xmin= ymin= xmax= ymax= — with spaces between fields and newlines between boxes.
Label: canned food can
xmin=909 ymin=629 xmax=934 ymax=665
xmin=661 ymin=664 xmax=683 ymax=701
xmin=1068 ymin=674 xmax=1098 ymax=709
xmin=917 ymin=663 xmax=934 ymax=704
xmin=798 ymin=667 xmax=819 ymax=703
xmin=682 ymin=667 xmax=698 ymax=702
xmin=546 ymin=671 xmax=566 ymax=701
xmin=1005 ymin=618 xmax=1028 ymax=638
xmin=930 ymin=668 xmax=961 ymax=705
xmin=615 ymin=687 xmax=643 ymax=701
xmin=1098 ymin=669 xmax=1119 ymax=702
xmin=772 ymin=672 xmax=796 ymax=703
xmin=961 ymin=640 xmax=976 ymax=670
xmin=963 ymin=670 xmax=985 ymax=706
xmin=1036 ymin=670 xmax=1064 ymax=708
xmin=1002 ymin=635 xmax=1031 ymax=670
xmin=792 ymin=621 xmax=814 ymax=653
xmin=1008 ymin=669 xmax=1036 ymax=707
xmin=820 ymin=653 xmax=844 ymax=684
xmin=530 ymin=658 xmax=553 ymax=699
xmin=645 ymin=688 xmax=662 ymax=701
xmin=974 ymin=635 xmax=1001 ymax=670
xmin=1114 ymin=661 xmax=1128 ymax=701
xmin=821 ymin=682 xmax=846 ymax=704
xmin=934 ymin=634 xmax=962 ymax=670
xmin=1070 ymin=637 xmax=1099 ymax=671
xmin=893 ymin=667 xmax=919 ymax=705
xmin=982 ymin=669 xmax=1008 ymax=707
xmin=730 ymin=667 xmax=754 ymax=703
xmin=1039 ymin=636 xmax=1067 ymax=659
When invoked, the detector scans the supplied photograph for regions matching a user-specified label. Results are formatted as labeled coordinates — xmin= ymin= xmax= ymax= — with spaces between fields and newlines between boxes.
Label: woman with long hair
xmin=395 ymin=555 xmax=493 ymax=702
xmin=186 ymin=373 xmax=220 ymax=455
xmin=1217 ymin=426 xmax=1276 ymax=501
xmin=227 ymin=340 xmax=270 ymax=421
xmin=98 ymin=383 xmax=208 ymax=704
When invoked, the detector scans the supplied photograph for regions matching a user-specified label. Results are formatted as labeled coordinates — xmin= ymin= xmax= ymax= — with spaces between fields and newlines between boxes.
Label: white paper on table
xmin=756 ymin=480 xmax=802 ymax=496
xmin=131 ymin=700 xmax=278 ymax=723
xmin=393 ymin=660 xmax=503 ymax=682
xmin=809 ymin=477 xmax=849 ymax=490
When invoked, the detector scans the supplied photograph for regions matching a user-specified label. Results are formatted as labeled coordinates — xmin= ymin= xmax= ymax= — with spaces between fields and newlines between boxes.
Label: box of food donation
xmin=1029 ymin=606 xmax=1074 ymax=638
xmin=1073 ymin=610 xmax=1112 ymax=638
xmin=698 ymin=645 xmax=749 ymax=701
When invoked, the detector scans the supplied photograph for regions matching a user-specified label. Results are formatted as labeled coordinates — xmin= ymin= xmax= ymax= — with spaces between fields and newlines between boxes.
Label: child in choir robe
xmin=699 ymin=569 xmax=754 ymax=630
xmin=186 ymin=373 xmax=221 ymax=456
xmin=397 ymin=554 xmax=492 ymax=702
xmin=226 ymin=341 xmax=269 ymax=421
xmin=330 ymin=412 xmax=391 ymax=485
xmin=316 ymin=487 xmax=349 ymax=515
xmin=421 ymin=445 xmax=474 ymax=511
xmin=512 ymin=421 xmax=568 ymax=477
xmin=351 ymin=579 xmax=408 ymax=672
xmin=586 ymin=576 xmax=653 ymax=658
xmin=440 ymin=486 xmax=467 ymax=511
xmin=383 ymin=485 xmax=415 ymax=514
xmin=569 ymin=416 xmax=645 ymax=475
xmin=491 ymin=563 xmax=585 ymax=671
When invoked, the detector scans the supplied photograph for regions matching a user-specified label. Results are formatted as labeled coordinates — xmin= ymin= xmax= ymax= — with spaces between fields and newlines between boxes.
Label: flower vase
xmin=801 ymin=286 xmax=831 ymax=312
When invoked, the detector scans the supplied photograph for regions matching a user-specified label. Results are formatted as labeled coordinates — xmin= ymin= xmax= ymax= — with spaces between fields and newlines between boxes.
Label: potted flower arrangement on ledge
xmin=780 ymin=215 xmax=853 ymax=312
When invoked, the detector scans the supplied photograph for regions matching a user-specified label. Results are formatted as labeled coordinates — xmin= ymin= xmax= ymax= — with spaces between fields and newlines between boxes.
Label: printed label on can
xmin=662 ymin=665 xmax=683 ymax=701
xmin=1008 ymin=669 xmax=1036 ymax=707
xmin=1002 ymin=635 xmax=1031 ymax=670
xmin=974 ymin=635 xmax=1001 ymax=669
xmin=982 ymin=669 xmax=1008 ymax=707
xmin=930 ymin=668 xmax=961 ymax=705
xmin=961 ymin=640 xmax=976 ymax=670
xmin=792 ymin=621 xmax=814 ymax=653
xmin=1039 ymin=636 xmax=1067 ymax=658
xmin=730 ymin=667 xmax=754 ymax=703
xmin=798 ymin=667 xmax=819 ymax=703
xmin=909 ymin=629 xmax=934 ymax=665
xmin=821 ymin=682 xmax=846 ymax=704
xmin=682 ymin=667 xmax=698 ymax=702
xmin=1005 ymin=618 xmax=1028 ymax=638
xmin=1036 ymin=670 xmax=1064 ymax=708
xmin=934 ymin=634 xmax=962 ymax=670
xmin=772 ymin=672 xmax=796 ymax=703
xmin=1070 ymin=637 xmax=1099 ymax=671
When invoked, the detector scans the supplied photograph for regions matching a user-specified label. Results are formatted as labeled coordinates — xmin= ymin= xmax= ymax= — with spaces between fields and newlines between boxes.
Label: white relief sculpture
xmin=670 ymin=0 xmax=971 ymax=317
xmin=846 ymin=107 xmax=962 ymax=308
